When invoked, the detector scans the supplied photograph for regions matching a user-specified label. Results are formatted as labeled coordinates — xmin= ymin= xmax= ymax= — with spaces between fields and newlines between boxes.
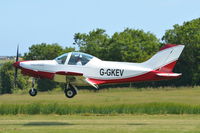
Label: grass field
xmin=1 ymin=86 xmax=200 ymax=105
xmin=1 ymin=87 xmax=200 ymax=115
xmin=1 ymin=87 xmax=200 ymax=132
xmin=0 ymin=114 xmax=200 ymax=133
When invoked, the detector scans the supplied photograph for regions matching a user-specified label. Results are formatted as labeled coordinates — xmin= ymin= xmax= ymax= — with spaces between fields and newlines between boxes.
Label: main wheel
xmin=29 ymin=88 xmax=37 ymax=96
xmin=64 ymin=84 xmax=77 ymax=98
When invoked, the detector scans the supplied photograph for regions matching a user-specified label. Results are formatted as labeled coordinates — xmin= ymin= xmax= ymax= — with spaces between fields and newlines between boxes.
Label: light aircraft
xmin=13 ymin=44 xmax=185 ymax=98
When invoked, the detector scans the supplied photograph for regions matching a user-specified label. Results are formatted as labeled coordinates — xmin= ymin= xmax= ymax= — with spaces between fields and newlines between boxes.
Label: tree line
xmin=1 ymin=18 xmax=200 ymax=94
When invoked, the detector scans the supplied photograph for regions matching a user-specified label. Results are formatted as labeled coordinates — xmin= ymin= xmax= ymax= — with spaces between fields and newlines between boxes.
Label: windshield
xmin=68 ymin=52 xmax=93 ymax=65
xmin=54 ymin=53 xmax=68 ymax=64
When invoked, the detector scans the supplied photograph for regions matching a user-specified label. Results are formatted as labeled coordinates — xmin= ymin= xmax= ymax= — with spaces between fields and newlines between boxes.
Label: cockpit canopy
xmin=54 ymin=52 xmax=94 ymax=65
xmin=55 ymin=53 xmax=68 ymax=64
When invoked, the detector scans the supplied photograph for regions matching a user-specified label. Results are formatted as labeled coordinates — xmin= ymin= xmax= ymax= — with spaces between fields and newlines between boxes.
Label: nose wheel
xmin=29 ymin=78 xmax=38 ymax=97
xmin=29 ymin=88 xmax=37 ymax=96
xmin=64 ymin=83 xmax=77 ymax=98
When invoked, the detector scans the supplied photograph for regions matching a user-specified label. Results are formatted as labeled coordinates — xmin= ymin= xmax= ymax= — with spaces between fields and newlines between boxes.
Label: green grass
xmin=1 ymin=102 xmax=200 ymax=115
xmin=1 ymin=87 xmax=200 ymax=115
xmin=1 ymin=86 xmax=200 ymax=105
xmin=1 ymin=87 xmax=200 ymax=132
xmin=0 ymin=114 xmax=200 ymax=133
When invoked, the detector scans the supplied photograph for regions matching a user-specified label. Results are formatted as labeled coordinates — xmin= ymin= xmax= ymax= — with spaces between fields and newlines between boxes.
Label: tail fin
xmin=143 ymin=44 xmax=185 ymax=72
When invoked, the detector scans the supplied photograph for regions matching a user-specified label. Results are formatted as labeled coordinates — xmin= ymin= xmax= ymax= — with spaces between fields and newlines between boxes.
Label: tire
xmin=64 ymin=85 xmax=77 ymax=98
xmin=29 ymin=88 xmax=37 ymax=96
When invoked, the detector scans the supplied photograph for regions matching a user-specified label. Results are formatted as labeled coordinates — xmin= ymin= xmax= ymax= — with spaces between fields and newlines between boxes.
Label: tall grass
xmin=1 ymin=103 xmax=200 ymax=115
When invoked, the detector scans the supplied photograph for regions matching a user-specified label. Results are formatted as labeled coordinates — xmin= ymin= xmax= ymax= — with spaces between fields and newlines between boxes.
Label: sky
xmin=0 ymin=0 xmax=200 ymax=56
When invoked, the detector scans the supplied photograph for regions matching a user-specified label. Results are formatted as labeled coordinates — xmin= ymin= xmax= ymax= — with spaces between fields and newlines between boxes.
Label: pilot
xmin=76 ymin=55 xmax=82 ymax=65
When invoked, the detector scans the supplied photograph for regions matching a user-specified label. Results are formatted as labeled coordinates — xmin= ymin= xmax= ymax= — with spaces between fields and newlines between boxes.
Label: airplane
xmin=13 ymin=44 xmax=185 ymax=98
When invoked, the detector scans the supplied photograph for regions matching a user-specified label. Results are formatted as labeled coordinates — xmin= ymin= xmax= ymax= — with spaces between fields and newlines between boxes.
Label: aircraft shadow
xmin=24 ymin=122 xmax=74 ymax=126
xmin=0 ymin=122 xmax=148 ymax=126
xmin=24 ymin=122 xmax=148 ymax=126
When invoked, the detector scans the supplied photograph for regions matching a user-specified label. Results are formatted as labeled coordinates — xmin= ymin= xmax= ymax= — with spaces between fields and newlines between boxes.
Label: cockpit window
xmin=68 ymin=52 xmax=93 ymax=65
xmin=55 ymin=53 xmax=68 ymax=64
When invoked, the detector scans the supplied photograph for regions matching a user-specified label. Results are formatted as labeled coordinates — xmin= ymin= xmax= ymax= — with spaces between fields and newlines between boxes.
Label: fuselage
xmin=16 ymin=58 xmax=152 ymax=80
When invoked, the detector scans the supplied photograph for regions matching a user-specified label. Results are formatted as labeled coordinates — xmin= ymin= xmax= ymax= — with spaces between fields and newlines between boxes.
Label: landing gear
xmin=29 ymin=78 xmax=37 ymax=97
xmin=64 ymin=83 xmax=77 ymax=98
xmin=29 ymin=88 xmax=37 ymax=96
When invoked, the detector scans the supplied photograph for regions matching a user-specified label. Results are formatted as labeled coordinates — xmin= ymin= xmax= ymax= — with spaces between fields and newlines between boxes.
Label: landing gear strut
xmin=29 ymin=78 xmax=37 ymax=96
xmin=64 ymin=83 xmax=77 ymax=98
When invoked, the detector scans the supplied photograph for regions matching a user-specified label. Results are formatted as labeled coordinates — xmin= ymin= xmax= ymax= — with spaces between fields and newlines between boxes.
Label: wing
xmin=53 ymin=71 xmax=93 ymax=87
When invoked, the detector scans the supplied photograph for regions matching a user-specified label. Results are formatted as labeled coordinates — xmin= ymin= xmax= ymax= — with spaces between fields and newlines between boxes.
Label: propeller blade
xmin=16 ymin=45 xmax=19 ymax=62
xmin=14 ymin=45 xmax=19 ymax=88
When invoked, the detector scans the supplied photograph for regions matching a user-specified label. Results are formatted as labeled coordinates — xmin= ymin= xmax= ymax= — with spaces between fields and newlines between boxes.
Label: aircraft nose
xmin=13 ymin=61 xmax=20 ymax=68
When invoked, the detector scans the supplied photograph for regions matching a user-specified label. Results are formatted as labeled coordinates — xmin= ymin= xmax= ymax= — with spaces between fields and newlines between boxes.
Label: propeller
xmin=14 ymin=45 xmax=19 ymax=88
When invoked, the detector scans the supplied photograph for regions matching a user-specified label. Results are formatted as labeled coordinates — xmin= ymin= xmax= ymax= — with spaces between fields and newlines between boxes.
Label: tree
xmin=0 ymin=62 xmax=13 ymax=94
xmin=24 ymin=43 xmax=75 ymax=91
xmin=162 ymin=18 xmax=200 ymax=86
xmin=24 ymin=43 xmax=73 ymax=60
xmin=74 ymin=29 xmax=110 ymax=60
xmin=0 ymin=62 xmax=29 ymax=94
xmin=109 ymin=28 xmax=160 ymax=62
xmin=73 ymin=28 xmax=160 ymax=62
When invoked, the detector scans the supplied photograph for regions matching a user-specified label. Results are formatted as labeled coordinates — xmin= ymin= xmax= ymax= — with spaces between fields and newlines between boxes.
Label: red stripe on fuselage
xmin=87 ymin=70 xmax=180 ymax=85
xmin=21 ymin=68 xmax=54 ymax=79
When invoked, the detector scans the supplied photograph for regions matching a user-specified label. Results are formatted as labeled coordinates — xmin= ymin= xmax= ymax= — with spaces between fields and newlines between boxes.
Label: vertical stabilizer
xmin=143 ymin=44 xmax=185 ymax=72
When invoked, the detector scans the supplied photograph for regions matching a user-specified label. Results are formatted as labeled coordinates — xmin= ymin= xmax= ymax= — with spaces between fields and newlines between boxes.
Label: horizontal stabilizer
xmin=156 ymin=73 xmax=182 ymax=77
